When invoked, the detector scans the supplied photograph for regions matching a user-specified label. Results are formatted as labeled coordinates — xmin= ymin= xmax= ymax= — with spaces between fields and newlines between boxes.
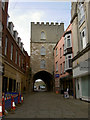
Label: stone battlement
xmin=31 ymin=22 xmax=64 ymax=26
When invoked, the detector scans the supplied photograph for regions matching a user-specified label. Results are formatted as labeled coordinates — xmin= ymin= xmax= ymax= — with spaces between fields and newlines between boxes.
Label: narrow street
xmin=5 ymin=92 xmax=88 ymax=118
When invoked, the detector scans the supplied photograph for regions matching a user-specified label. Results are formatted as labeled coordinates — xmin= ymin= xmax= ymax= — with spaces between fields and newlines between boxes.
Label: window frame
xmin=64 ymin=33 xmax=72 ymax=50
xmin=4 ymin=37 xmax=8 ymax=56
xmin=10 ymin=43 xmax=13 ymax=60
xmin=78 ymin=3 xmax=85 ymax=27
xmin=56 ymin=61 xmax=58 ymax=72
xmin=41 ymin=46 xmax=46 ymax=56
xmin=65 ymin=54 xmax=72 ymax=71
xmin=41 ymin=31 xmax=46 ymax=40
xmin=15 ymin=50 xmax=18 ymax=64
xmin=56 ymin=48 xmax=58 ymax=56
xmin=60 ymin=64 xmax=62 ymax=74
xmin=63 ymin=62 xmax=65 ymax=73
xmin=40 ymin=59 xmax=46 ymax=69
xmin=2 ymin=0 xmax=5 ymax=11
xmin=60 ymin=48 xmax=62 ymax=58
xmin=80 ymin=27 xmax=87 ymax=49
xmin=19 ymin=55 xmax=21 ymax=67
xmin=0 ymin=38 xmax=2 ymax=47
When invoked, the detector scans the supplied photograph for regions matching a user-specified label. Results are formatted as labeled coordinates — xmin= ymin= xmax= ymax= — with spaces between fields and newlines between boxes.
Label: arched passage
xmin=33 ymin=71 xmax=54 ymax=92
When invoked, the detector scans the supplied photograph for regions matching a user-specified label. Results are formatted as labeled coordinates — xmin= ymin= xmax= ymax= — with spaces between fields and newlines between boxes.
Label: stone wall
xmin=31 ymin=43 xmax=55 ymax=75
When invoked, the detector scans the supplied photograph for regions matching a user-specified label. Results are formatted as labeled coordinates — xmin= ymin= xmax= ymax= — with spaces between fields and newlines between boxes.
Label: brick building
xmin=0 ymin=1 xmax=30 ymax=93
xmin=54 ymin=24 xmax=74 ymax=95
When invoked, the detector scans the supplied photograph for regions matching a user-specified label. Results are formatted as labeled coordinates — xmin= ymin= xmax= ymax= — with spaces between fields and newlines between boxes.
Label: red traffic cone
xmin=21 ymin=95 xmax=23 ymax=103
xmin=2 ymin=96 xmax=5 ymax=115
xmin=12 ymin=101 xmax=15 ymax=110
xmin=11 ymin=96 xmax=15 ymax=110
xmin=0 ymin=100 xmax=2 ymax=118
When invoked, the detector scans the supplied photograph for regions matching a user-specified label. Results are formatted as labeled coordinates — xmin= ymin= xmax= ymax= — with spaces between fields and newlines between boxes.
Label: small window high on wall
xmin=41 ymin=46 xmax=46 ymax=56
xmin=41 ymin=31 xmax=46 ymax=40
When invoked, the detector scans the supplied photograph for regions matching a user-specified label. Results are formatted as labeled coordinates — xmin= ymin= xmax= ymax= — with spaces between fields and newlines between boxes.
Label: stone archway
xmin=32 ymin=71 xmax=54 ymax=92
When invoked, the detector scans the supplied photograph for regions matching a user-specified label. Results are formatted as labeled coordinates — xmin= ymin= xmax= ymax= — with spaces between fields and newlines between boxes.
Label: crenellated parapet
xmin=31 ymin=22 xmax=64 ymax=26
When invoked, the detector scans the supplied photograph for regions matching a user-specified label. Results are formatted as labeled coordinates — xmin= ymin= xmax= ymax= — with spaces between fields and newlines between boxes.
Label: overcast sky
xmin=8 ymin=1 xmax=71 ymax=55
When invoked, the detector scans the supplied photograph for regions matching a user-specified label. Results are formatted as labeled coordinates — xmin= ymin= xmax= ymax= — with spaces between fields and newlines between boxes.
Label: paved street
xmin=5 ymin=92 xmax=88 ymax=118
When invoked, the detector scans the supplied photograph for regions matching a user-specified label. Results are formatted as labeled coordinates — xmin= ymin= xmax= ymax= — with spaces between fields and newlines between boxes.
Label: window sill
xmin=41 ymin=54 xmax=46 ymax=56
xmin=40 ymin=39 xmax=46 ymax=40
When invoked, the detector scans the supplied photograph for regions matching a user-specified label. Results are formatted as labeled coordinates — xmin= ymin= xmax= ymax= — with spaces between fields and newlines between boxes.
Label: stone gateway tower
xmin=30 ymin=22 xmax=64 ymax=92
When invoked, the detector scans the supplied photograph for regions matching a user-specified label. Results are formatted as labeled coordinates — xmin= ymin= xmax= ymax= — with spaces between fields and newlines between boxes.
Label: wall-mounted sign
xmin=55 ymin=74 xmax=59 ymax=78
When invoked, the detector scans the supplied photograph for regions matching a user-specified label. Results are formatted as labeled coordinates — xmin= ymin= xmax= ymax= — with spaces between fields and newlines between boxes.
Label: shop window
xmin=9 ymin=78 xmax=13 ymax=92
xmin=2 ymin=77 xmax=8 ymax=92
xmin=14 ymin=80 xmax=16 ymax=92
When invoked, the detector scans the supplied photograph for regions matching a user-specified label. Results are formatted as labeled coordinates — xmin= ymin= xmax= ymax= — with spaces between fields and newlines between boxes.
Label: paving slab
xmin=4 ymin=92 xmax=88 ymax=118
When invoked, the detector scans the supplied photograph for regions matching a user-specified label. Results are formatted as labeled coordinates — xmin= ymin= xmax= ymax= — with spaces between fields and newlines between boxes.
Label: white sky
xmin=35 ymin=79 xmax=43 ymax=82
xmin=8 ymin=1 xmax=71 ymax=56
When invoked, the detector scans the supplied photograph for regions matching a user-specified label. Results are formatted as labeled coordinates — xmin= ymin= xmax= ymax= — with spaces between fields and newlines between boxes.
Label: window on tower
xmin=41 ymin=31 xmax=46 ymax=40
xmin=40 ymin=60 xmax=46 ymax=69
xmin=41 ymin=46 xmax=46 ymax=56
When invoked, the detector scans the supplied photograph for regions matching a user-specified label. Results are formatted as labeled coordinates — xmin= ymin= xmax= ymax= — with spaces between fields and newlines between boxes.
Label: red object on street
xmin=0 ymin=99 xmax=2 ymax=118
xmin=18 ymin=93 xmax=20 ymax=104
xmin=2 ymin=96 xmax=5 ymax=115
xmin=11 ymin=96 xmax=15 ymax=110
xmin=21 ymin=95 xmax=23 ymax=103
xmin=56 ymin=91 xmax=59 ymax=94
xmin=18 ymin=93 xmax=21 ymax=104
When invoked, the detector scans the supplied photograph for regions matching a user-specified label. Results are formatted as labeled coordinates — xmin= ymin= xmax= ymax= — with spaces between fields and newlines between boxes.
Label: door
xmin=76 ymin=78 xmax=82 ymax=99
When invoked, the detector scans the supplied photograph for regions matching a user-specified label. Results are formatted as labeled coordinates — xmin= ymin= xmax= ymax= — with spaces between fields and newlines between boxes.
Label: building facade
xmin=54 ymin=24 xmax=74 ymax=95
xmin=71 ymin=1 xmax=90 ymax=101
xmin=1 ymin=1 xmax=30 ymax=93
xmin=30 ymin=22 xmax=64 ymax=91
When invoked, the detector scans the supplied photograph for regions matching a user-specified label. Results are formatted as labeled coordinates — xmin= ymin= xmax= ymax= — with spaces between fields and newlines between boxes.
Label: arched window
xmin=41 ymin=46 xmax=46 ymax=55
xmin=41 ymin=31 xmax=46 ymax=39
xmin=40 ymin=60 xmax=46 ymax=68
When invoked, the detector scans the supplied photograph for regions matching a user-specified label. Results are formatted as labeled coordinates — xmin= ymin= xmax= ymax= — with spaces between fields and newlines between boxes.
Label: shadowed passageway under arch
xmin=33 ymin=71 xmax=54 ymax=92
